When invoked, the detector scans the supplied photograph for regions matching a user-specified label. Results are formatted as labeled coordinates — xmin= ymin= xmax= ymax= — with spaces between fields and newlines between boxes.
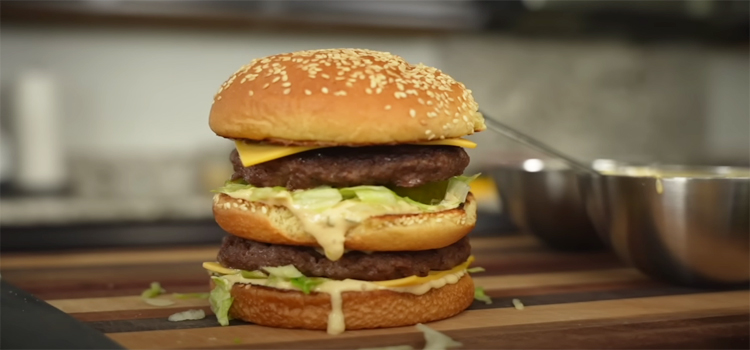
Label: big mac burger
xmin=203 ymin=48 xmax=486 ymax=334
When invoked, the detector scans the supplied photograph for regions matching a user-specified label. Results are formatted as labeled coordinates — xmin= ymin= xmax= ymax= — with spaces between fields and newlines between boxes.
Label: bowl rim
xmin=598 ymin=164 xmax=750 ymax=180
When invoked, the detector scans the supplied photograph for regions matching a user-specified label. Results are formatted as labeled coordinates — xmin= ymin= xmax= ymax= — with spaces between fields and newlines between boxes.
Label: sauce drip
xmin=224 ymin=190 xmax=432 ymax=261
xmin=215 ymin=271 xmax=466 ymax=335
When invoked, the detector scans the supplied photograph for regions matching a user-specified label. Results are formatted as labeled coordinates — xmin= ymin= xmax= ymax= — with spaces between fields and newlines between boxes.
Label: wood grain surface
xmin=2 ymin=233 xmax=748 ymax=349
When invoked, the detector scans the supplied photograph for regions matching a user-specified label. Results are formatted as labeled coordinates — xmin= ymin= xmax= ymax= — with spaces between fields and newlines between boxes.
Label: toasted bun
xmin=209 ymin=48 xmax=485 ymax=145
xmin=212 ymin=193 xmax=477 ymax=252
xmin=223 ymin=274 xmax=474 ymax=331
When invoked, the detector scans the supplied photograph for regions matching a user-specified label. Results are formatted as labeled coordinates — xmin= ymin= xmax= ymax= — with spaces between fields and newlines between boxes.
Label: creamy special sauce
xmin=217 ymin=271 xmax=466 ymax=334
xmin=223 ymin=190 xmax=448 ymax=261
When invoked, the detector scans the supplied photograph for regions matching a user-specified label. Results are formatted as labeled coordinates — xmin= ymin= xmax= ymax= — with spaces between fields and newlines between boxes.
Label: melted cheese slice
xmin=235 ymin=138 xmax=477 ymax=167
xmin=202 ymin=262 xmax=239 ymax=275
xmin=372 ymin=255 xmax=475 ymax=287
xmin=202 ymin=255 xmax=475 ymax=288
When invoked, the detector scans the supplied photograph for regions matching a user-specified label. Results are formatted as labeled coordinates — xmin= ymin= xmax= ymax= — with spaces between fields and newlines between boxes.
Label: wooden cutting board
xmin=2 ymin=233 xmax=748 ymax=349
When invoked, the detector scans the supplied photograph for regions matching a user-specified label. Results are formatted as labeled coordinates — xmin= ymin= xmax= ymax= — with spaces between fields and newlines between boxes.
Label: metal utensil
xmin=580 ymin=165 xmax=750 ymax=287
xmin=481 ymin=111 xmax=598 ymax=176
xmin=481 ymin=112 xmax=604 ymax=250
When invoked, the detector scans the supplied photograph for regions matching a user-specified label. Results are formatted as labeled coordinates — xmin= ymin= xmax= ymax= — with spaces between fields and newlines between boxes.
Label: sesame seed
xmin=283 ymin=88 xmax=291 ymax=95
xmin=427 ymin=100 xmax=433 ymax=105
xmin=418 ymin=98 xmax=425 ymax=104
xmin=322 ymin=87 xmax=329 ymax=94
xmin=334 ymin=90 xmax=347 ymax=96
xmin=385 ymin=105 xmax=392 ymax=110
xmin=366 ymin=88 xmax=373 ymax=94
xmin=305 ymin=89 xmax=312 ymax=95
xmin=219 ymin=49 xmax=473 ymax=116
xmin=248 ymin=90 xmax=254 ymax=96
xmin=409 ymin=109 xmax=416 ymax=118
xmin=427 ymin=112 xmax=438 ymax=118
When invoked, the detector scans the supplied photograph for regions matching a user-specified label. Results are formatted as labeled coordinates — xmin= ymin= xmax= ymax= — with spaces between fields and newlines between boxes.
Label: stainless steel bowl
xmin=580 ymin=165 xmax=750 ymax=287
xmin=490 ymin=159 xmax=604 ymax=251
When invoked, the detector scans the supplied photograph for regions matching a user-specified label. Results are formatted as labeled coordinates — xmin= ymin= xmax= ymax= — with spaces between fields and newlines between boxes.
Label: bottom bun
xmin=225 ymin=274 xmax=474 ymax=331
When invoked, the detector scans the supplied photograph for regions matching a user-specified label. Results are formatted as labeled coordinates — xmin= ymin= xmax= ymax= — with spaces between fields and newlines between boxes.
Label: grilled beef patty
xmin=230 ymin=144 xmax=469 ymax=190
xmin=217 ymin=235 xmax=471 ymax=281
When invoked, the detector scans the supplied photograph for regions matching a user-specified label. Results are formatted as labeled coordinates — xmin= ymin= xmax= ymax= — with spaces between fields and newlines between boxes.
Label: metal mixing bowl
xmin=580 ymin=165 xmax=750 ymax=287
xmin=490 ymin=159 xmax=604 ymax=251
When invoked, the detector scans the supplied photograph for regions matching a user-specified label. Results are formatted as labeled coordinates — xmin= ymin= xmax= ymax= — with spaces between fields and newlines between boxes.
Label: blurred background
xmin=1 ymin=0 xmax=748 ymax=251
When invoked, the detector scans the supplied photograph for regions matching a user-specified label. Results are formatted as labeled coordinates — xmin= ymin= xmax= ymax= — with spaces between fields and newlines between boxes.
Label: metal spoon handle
xmin=481 ymin=112 xmax=597 ymax=175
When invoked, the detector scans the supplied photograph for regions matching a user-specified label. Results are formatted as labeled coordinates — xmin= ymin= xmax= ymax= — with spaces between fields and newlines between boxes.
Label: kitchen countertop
xmin=1 ymin=233 xmax=748 ymax=349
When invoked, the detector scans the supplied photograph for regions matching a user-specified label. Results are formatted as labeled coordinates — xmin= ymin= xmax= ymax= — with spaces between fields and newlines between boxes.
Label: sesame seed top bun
xmin=209 ymin=48 xmax=485 ymax=146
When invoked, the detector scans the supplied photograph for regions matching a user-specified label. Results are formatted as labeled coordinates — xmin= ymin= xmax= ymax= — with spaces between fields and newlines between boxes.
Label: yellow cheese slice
xmin=202 ymin=255 xmax=475 ymax=288
xmin=202 ymin=262 xmax=239 ymax=275
xmin=373 ymin=255 xmax=475 ymax=287
xmin=234 ymin=141 xmax=316 ymax=167
xmin=234 ymin=138 xmax=477 ymax=167
xmin=412 ymin=138 xmax=478 ymax=149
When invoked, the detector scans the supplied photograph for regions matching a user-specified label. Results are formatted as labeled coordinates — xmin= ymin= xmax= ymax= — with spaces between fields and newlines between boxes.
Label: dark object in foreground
xmin=0 ymin=280 xmax=123 ymax=349
xmin=217 ymin=235 xmax=472 ymax=281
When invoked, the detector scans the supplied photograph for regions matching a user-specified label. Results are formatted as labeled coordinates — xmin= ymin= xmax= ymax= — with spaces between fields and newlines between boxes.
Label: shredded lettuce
xmin=512 ymin=298 xmax=525 ymax=310
xmin=209 ymin=277 xmax=234 ymax=326
xmin=290 ymin=277 xmax=326 ymax=294
xmin=143 ymin=298 xmax=175 ymax=307
xmin=140 ymin=282 xmax=166 ymax=299
xmin=340 ymin=186 xmax=399 ymax=205
xmin=358 ymin=324 xmax=461 ymax=350
xmin=291 ymin=187 xmax=343 ymax=211
xmin=474 ymin=287 xmax=492 ymax=305
xmin=240 ymin=270 xmax=267 ymax=279
xmin=444 ymin=174 xmax=480 ymax=204
xmin=466 ymin=267 xmax=485 ymax=273
xmin=212 ymin=174 xmax=479 ymax=213
xmin=168 ymin=309 xmax=206 ymax=321
xmin=172 ymin=292 xmax=209 ymax=299
xmin=212 ymin=180 xmax=286 ymax=199
xmin=417 ymin=323 xmax=463 ymax=350
xmin=263 ymin=265 xmax=304 ymax=279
